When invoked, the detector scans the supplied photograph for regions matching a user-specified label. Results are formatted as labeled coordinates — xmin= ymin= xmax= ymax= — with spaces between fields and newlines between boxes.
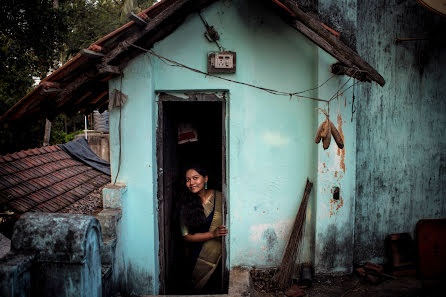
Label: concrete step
xmin=101 ymin=237 xmax=117 ymax=265
xmin=96 ymin=209 xmax=122 ymax=238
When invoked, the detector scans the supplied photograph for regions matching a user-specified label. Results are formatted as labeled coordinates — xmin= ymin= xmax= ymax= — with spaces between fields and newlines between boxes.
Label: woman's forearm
xmin=183 ymin=232 xmax=214 ymax=242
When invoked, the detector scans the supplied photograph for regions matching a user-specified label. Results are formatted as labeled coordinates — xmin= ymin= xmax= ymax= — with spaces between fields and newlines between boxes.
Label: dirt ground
xmin=304 ymin=274 xmax=444 ymax=297
xmin=251 ymin=269 xmax=445 ymax=297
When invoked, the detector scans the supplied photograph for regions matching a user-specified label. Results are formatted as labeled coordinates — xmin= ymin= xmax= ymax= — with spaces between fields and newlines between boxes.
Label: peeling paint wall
xmin=312 ymin=0 xmax=446 ymax=269
xmin=314 ymin=50 xmax=356 ymax=273
xmin=354 ymin=0 xmax=446 ymax=264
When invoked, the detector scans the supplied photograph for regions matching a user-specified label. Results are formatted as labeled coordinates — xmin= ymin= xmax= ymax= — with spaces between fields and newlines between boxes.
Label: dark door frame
xmin=156 ymin=91 xmax=229 ymax=294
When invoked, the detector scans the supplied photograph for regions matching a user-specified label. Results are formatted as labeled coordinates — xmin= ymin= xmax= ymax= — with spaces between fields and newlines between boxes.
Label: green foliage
xmin=60 ymin=0 xmax=156 ymax=61
xmin=0 ymin=0 xmax=155 ymax=154
xmin=51 ymin=129 xmax=84 ymax=144
xmin=0 ymin=0 xmax=67 ymax=154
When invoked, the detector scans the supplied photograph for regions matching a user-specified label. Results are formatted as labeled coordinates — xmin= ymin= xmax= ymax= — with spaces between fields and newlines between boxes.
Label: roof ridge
xmin=0 ymin=145 xmax=61 ymax=163
xmin=0 ymin=151 xmax=73 ymax=177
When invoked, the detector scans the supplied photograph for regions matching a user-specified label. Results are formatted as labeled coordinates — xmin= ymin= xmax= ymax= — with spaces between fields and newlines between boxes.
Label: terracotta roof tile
xmin=0 ymin=178 xmax=9 ymax=190
xmin=9 ymin=152 xmax=21 ymax=160
xmin=0 ymin=144 xmax=109 ymax=214
xmin=28 ymin=192 xmax=46 ymax=203
xmin=62 ymin=191 xmax=77 ymax=203
xmin=2 ymin=155 xmax=13 ymax=162
xmin=5 ymin=186 xmax=26 ymax=197
xmin=9 ymin=199 xmax=33 ymax=213
xmin=27 ymin=155 xmax=44 ymax=167
xmin=29 ymin=148 xmax=39 ymax=155
xmin=43 ymin=147 xmax=53 ymax=153
xmin=17 ymin=151 xmax=27 ymax=158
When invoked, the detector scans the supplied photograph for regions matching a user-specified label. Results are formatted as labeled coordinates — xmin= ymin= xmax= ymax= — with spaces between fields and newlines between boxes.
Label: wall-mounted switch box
xmin=208 ymin=51 xmax=236 ymax=74
xmin=215 ymin=53 xmax=233 ymax=68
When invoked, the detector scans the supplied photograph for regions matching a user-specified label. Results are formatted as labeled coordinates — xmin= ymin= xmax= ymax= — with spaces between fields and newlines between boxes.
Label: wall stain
xmin=329 ymin=196 xmax=344 ymax=218
xmin=336 ymin=114 xmax=345 ymax=173
xmin=123 ymin=263 xmax=153 ymax=296
xmin=316 ymin=224 xmax=353 ymax=272
xmin=262 ymin=228 xmax=278 ymax=263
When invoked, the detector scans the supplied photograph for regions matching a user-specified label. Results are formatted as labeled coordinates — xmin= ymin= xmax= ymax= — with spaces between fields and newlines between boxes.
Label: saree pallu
xmin=191 ymin=190 xmax=223 ymax=291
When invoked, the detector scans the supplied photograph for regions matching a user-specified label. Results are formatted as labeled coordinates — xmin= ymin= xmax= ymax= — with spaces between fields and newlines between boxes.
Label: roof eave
xmin=1 ymin=0 xmax=385 ymax=123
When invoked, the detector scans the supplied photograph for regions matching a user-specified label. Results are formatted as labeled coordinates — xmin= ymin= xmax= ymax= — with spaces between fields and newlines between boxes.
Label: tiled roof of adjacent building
xmin=0 ymin=145 xmax=110 ymax=214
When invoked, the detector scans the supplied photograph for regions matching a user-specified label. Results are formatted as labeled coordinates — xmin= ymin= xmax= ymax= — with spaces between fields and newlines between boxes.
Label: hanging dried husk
xmin=322 ymin=120 xmax=331 ymax=150
xmin=314 ymin=120 xmax=326 ymax=144
xmin=329 ymin=120 xmax=344 ymax=149
xmin=314 ymin=108 xmax=344 ymax=150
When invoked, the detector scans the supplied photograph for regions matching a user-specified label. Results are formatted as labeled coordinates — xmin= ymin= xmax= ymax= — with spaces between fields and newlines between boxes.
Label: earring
xmin=205 ymin=183 xmax=208 ymax=190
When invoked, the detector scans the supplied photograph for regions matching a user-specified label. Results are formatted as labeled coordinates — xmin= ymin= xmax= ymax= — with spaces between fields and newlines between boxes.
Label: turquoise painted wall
xmin=108 ymin=0 xmax=356 ymax=293
xmin=354 ymin=0 xmax=446 ymax=264
xmin=109 ymin=56 xmax=158 ymax=295
xmin=153 ymin=0 xmax=320 ymax=269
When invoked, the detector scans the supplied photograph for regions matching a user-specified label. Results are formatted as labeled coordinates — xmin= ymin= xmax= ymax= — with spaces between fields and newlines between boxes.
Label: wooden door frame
xmin=156 ymin=91 xmax=229 ymax=294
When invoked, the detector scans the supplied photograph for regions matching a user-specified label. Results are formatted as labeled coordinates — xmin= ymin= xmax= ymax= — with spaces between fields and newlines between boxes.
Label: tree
xmin=0 ymin=0 xmax=155 ymax=154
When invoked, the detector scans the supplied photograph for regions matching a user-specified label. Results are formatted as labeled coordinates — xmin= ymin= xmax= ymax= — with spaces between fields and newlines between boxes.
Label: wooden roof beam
xmin=279 ymin=0 xmax=385 ymax=86
xmin=330 ymin=62 xmax=372 ymax=82
xmin=54 ymin=69 xmax=97 ymax=107
xmin=128 ymin=12 xmax=149 ymax=26
xmin=97 ymin=64 xmax=120 ymax=75
xmin=89 ymin=91 xmax=108 ymax=105
xmin=81 ymin=49 xmax=105 ymax=59
xmin=101 ymin=0 xmax=193 ymax=66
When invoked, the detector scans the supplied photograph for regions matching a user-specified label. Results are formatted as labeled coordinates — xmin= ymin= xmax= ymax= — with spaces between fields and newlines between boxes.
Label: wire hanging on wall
xmin=126 ymin=42 xmax=362 ymax=129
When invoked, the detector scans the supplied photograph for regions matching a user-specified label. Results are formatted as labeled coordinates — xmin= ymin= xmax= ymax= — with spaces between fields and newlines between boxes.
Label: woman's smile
xmin=185 ymin=169 xmax=208 ymax=194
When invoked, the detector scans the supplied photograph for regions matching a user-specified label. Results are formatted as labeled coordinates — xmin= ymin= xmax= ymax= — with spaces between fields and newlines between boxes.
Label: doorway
xmin=157 ymin=92 xmax=228 ymax=294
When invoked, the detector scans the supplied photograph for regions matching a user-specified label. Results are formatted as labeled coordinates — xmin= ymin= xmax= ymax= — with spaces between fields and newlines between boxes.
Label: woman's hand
xmin=183 ymin=225 xmax=228 ymax=242
xmin=212 ymin=225 xmax=228 ymax=238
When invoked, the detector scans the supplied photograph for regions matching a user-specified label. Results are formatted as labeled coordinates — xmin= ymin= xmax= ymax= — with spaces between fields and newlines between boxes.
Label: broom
xmin=273 ymin=178 xmax=313 ymax=289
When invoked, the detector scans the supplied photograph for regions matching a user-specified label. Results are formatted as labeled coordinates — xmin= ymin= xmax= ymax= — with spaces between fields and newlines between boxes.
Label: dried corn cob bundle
xmin=329 ymin=121 xmax=344 ymax=149
xmin=320 ymin=119 xmax=329 ymax=138
xmin=314 ymin=121 xmax=326 ymax=144
xmin=322 ymin=120 xmax=331 ymax=150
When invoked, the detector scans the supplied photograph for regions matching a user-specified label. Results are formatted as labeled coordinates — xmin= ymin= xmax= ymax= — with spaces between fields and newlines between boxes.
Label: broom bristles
xmin=273 ymin=178 xmax=313 ymax=289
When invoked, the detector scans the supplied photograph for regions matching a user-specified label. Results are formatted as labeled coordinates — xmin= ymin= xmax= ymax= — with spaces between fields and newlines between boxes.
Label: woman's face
xmin=185 ymin=169 xmax=208 ymax=194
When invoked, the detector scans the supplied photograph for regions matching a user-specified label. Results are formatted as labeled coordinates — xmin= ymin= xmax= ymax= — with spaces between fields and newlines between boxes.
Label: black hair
xmin=179 ymin=164 xmax=208 ymax=231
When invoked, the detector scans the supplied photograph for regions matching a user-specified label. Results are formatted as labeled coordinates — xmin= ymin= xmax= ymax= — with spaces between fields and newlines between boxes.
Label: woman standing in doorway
xmin=179 ymin=165 xmax=228 ymax=293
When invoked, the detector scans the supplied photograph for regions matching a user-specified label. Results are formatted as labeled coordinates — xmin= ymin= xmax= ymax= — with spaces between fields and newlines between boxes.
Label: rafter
xmin=279 ymin=0 xmax=385 ymax=86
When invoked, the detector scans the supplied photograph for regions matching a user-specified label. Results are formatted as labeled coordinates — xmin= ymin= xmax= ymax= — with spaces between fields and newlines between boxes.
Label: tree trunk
xmin=43 ymin=119 xmax=52 ymax=146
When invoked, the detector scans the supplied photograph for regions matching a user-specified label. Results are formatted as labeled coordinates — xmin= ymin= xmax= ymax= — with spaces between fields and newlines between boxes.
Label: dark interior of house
xmin=161 ymin=100 xmax=225 ymax=294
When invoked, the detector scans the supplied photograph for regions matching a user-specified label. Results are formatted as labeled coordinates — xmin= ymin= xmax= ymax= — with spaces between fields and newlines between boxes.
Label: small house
xmin=2 ymin=0 xmax=445 ymax=296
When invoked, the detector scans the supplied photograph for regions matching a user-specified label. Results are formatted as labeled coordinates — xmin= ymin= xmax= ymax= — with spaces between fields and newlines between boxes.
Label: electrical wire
xmin=113 ymin=74 xmax=123 ymax=185
xmin=128 ymin=43 xmax=342 ymax=103
xmin=127 ymin=42 xmax=361 ymax=122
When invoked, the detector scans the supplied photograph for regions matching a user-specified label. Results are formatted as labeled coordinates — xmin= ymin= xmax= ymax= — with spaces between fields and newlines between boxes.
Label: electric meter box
xmin=207 ymin=51 xmax=236 ymax=74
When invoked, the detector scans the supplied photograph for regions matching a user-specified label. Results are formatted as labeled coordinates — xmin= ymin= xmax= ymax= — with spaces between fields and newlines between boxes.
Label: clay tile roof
xmin=0 ymin=144 xmax=110 ymax=215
